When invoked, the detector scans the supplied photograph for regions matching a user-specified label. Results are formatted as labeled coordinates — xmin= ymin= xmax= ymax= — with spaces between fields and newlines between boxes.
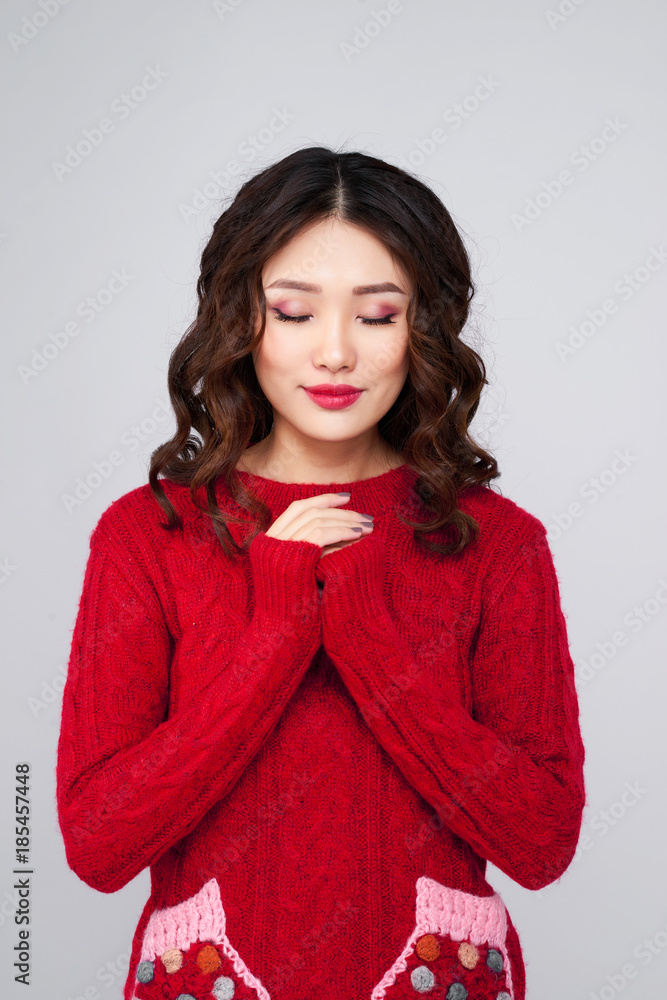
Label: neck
xmin=238 ymin=433 xmax=405 ymax=485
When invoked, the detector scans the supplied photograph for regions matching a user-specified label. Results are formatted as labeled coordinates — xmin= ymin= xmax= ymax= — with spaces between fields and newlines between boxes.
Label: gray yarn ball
xmin=135 ymin=961 xmax=154 ymax=983
xmin=487 ymin=948 xmax=504 ymax=973
xmin=212 ymin=976 xmax=236 ymax=1000
xmin=410 ymin=964 xmax=436 ymax=991
xmin=446 ymin=984 xmax=468 ymax=1000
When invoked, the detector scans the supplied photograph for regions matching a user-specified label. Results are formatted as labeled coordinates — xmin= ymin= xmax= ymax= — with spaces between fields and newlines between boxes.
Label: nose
xmin=311 ymin=313 xmax=356 ymax=371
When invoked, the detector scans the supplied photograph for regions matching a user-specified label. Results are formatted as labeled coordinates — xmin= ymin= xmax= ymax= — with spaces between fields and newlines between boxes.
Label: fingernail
xmin=358 ymin=512 xmax=374 ymax=520
xmin=337 ymin=492 xmax=351 ymax=497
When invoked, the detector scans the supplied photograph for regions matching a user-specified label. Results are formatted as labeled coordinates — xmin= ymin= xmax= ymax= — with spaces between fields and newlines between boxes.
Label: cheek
xmin=367 ymin=330 xmax=409 ymax=381
xmin=253 ymin=330 xmax=300 ymax=380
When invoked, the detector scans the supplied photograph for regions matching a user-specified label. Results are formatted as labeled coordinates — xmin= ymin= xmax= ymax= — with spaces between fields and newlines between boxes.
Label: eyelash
xmin=271 ymin=307 xmax=397 ymax=326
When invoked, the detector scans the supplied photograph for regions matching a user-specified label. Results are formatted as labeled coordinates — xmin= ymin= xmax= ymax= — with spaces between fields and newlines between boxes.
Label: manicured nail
xmin=358 ymin=512 xmax=374 ymax=520
xmin=337 ymin=492 xmax=351 ymax=496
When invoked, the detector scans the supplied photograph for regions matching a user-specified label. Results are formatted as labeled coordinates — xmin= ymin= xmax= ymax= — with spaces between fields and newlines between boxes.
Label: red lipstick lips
xmin=303 ymin=384 xmax=364 ymax=410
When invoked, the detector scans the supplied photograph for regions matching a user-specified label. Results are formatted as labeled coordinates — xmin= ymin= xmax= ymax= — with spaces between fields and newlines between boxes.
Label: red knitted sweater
xmin=56 ymin=463 xmax=586 ymax=1000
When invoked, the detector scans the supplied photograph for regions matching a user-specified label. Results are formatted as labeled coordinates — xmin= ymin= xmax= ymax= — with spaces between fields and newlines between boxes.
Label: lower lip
xmin=304 ymin=388 xmax=363 ymax=409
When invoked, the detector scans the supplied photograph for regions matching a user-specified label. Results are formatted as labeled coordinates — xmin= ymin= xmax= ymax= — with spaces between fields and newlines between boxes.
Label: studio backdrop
xmin=2 ymin=1 xmax=666 ymax=998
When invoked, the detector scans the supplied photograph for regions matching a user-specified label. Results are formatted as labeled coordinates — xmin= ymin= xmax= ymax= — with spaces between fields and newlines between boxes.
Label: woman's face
xmin=251 ymin=217 xmax=411 ymax=456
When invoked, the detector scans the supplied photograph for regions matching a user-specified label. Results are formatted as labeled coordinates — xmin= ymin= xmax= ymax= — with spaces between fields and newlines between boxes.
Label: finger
xmin=320 ymin=537 xmax=359 ymax=558
xmin=290 ymin=519 xmax=373 ymax=546
xmin=267 ymin=493 xmax=352 ymax=535
xmin=286 ymin=503 xmax=374 ymax=539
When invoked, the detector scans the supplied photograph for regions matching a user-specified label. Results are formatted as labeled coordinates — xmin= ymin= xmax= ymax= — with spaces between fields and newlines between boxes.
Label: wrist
xmin=248 ymin=531 xmax=321 ymax=630
xmin=319 ymin=533 xmax=391 ymax=632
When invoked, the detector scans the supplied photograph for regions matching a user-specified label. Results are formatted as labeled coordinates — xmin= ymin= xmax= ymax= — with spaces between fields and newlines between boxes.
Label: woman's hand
xmin=265 ymin=494 xmax=374 ymax=558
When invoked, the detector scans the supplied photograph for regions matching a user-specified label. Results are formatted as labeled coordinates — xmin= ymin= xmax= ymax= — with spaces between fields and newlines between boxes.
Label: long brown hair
xmin=148 ymin=145 xmax=499 ymax=557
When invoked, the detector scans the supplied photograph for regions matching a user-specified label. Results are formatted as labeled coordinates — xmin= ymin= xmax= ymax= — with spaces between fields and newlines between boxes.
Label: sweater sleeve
xmin=316 ymin=524 xmax=586 ymax=891
xmin=56 ymin=518 xmax=322 ymax=894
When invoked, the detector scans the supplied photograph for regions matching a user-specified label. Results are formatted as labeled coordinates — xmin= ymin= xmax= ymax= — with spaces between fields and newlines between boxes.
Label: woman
xmin=56 ymin=146 xmax=586 ymax=1000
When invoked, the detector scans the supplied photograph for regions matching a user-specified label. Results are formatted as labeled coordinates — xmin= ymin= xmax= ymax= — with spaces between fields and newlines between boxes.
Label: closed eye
xmin=271 ymin=307 xmax=397 ymax=326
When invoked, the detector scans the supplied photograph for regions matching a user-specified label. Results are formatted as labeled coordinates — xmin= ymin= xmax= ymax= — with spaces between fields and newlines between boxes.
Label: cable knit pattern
xmin=56 ymin=463 xmax=586 ymax=1000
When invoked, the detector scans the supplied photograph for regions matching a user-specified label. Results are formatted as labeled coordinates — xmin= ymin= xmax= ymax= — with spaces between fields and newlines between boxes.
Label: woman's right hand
xmin=265 ymin=494 xmax=374 ymax=558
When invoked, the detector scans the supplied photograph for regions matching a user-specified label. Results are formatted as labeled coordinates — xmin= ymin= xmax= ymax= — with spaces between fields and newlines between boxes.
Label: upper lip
xmin=304 ymin=384 xmax=364 ymax=395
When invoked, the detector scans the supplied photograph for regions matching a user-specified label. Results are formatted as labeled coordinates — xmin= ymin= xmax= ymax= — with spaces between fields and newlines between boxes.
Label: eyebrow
xmin=264 ymin=279 xmax=408 ymax=296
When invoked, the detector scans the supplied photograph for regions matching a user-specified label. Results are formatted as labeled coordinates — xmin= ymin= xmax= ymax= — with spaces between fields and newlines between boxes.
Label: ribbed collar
xmin=228 ymin=462 xmax=422 ymax=518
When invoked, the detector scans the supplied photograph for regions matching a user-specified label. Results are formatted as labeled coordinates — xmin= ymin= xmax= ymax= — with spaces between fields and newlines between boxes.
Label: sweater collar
xmin=228 ymin=462 xmax=421 ymax=517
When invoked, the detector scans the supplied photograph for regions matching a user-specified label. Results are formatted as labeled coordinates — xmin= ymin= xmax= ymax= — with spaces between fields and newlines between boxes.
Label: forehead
xmin=262 ymin=219 xmax=410 ymax=291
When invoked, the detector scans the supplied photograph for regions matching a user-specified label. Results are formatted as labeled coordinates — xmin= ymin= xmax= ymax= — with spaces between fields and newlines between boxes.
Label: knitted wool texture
xmin=56 ymin=464 xmax=586 ymax=1000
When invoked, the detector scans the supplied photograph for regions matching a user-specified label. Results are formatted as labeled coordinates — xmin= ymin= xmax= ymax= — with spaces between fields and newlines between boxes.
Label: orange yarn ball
xmin=415 ymin=934 xmax=441 ymax=961
xmin=196 ymin=944 xmax=221 ymax=974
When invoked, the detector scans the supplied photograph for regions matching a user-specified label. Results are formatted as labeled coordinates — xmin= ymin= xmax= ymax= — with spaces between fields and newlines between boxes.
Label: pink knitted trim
xmin=138 ymin=878 xmax=271 ymax=999
xmin=371 ymin=876 xmax=514 ymax=999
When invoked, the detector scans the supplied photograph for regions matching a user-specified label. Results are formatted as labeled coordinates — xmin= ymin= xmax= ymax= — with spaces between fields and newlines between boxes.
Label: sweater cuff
xmin=317 ymin=531 xmax=391 ymax=636
xmin=248 ymin=530 xmax=321 ymax=628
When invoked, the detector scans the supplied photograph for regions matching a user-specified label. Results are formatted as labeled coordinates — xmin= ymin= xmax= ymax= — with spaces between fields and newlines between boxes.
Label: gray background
xmin=2 ymin=1 xmax=666 ymax=997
